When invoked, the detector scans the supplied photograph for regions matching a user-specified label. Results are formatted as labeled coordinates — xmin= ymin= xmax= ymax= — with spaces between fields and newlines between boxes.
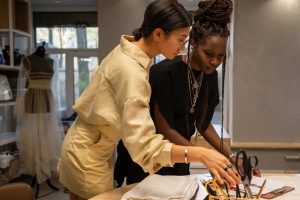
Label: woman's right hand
xmin=197 ymin=147 xmax=240 ymax=186
xmin=171 ymin=145 xmax=241 ymax=185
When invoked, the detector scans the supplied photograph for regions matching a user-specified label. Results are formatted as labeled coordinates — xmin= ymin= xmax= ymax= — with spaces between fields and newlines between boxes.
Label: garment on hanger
xmin=14 ymin=53 xmax=64 ymax=184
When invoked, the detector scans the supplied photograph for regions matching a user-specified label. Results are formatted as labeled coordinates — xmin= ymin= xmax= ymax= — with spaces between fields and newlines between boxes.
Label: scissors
xmin=235 ymin=149 xmax=258 ymax=198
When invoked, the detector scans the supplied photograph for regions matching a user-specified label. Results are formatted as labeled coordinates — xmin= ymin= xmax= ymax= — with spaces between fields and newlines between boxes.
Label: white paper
xmin=238 ymin=176 xmax=287 ymax=195
xmin=192 ymin=174 xmax=211 ymax=200
xmin=121 ymin=174 xmax=199 ymax=200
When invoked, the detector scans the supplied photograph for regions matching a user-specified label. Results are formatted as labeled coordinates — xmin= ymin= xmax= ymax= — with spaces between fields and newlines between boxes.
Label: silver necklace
xmin=187 ymin=64 xmax=203 ymax=114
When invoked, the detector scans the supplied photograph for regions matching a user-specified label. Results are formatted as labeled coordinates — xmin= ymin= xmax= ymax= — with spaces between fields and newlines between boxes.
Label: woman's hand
xmin=253 ymin=167 xmax=261 ymax=177
xmin=199 ymin=148 xmax=240 ymax=186
xmin=171 ymin=145 xmax=241 ymax=186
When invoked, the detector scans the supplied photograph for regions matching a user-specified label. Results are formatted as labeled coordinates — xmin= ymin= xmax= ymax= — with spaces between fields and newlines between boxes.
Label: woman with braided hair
xmin=58 ymin=0 xmax=240 ymax=199
xmin=114 ymin=0 xmax=240 ymax=186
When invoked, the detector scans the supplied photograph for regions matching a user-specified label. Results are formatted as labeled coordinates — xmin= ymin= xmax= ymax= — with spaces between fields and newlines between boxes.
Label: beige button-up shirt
xmin=58 ymin=35 xmax=173 ymax=199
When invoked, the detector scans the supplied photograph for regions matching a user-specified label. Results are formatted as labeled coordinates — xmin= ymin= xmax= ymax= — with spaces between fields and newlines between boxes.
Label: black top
xmin=150 ymin=55 xmax=219 ymax=139
xmin=114 ymin=55 xmax=219 ymax=186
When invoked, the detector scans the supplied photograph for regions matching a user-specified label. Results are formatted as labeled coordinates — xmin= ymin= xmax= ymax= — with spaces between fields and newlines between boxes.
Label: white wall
xmin=231 ymin=0 xmax=300 ymax=143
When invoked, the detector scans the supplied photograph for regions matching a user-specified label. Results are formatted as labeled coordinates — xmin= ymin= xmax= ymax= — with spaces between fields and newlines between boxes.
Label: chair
xmin=0 ymin=182 xmax=35 ymax=200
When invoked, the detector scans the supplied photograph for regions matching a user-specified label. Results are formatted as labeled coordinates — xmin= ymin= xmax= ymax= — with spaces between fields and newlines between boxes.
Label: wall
xmin=97 ymin=0 xmax=199 ymax=61
xmin=97 ymin=0 xmax=148 ymax=61
xmin=230 ymin=0 xmax=300 ymax=145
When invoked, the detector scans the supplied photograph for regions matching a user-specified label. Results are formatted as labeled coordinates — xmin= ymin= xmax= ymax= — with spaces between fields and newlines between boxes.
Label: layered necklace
xmin=187 ymin=58 xmax=203 ymax=114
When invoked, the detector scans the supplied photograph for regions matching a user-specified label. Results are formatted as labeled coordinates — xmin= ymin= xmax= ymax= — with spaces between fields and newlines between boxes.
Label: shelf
xmin=0 ymin=29 xmax=31 ymax=37
xmin=14 ymin=0 xmax=30 ymax=33
xmin=0 ymin=132 xmax=16 ymax=146
xmin=0 ymin=1 xmax=9 ymax=30
xmin=0 ymin=65 xmax=20 ymax=71
xmin=0 ymin=101 xmax=16 ymax=107
xmin=231 ymin=142 xmax=300 ymax=149
xmin=0 ymin=29 xmax=9 ymax=32
xmin=0 ymin=0 xmax=31 ymax=151
xmin=13 ymin=29 xmax=31 ymax=37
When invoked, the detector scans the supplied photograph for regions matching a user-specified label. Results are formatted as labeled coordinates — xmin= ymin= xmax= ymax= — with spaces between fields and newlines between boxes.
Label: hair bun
xmin=132 ymin=28 xmax=143 ymax=41
xmin=194 ymin=0 xmax=233 ymax=25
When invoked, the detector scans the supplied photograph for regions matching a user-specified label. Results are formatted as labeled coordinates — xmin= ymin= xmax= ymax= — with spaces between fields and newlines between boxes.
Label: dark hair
xmin=133 ymin=0 xmax=191 ymax=41
xmin=190 ymin=0 xmax=233 ymax=46
xmin=192 ymin=0 xmax=233 ymax=152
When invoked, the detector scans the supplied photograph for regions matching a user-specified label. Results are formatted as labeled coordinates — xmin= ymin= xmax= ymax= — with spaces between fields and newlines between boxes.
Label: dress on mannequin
xmin=14 ymin=45 xmax=64 ymax=193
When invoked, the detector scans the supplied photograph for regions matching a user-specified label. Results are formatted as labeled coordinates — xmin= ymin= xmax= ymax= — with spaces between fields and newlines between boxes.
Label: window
xmin=35 ymin=26 xmax=99 ymax=117
xmin=36 ymin=27 xmax=98 ymax=49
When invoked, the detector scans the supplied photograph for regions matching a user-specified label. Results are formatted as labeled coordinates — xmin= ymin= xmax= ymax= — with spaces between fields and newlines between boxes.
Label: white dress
xmin=15 ymin=54 xmax=64 ymax=184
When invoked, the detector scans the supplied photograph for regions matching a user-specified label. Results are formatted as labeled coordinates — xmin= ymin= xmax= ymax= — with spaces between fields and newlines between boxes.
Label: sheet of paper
xmin=192 ymin=174 xmax=211 ymax=200
xmin=238 ymin=176 xmax=286 ymax=195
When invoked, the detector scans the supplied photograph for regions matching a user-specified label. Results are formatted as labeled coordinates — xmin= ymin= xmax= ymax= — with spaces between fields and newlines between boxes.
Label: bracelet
xmin=184 ymin=149 xmax=188 ymax=164
xmin=229 ymin=153 xmax=235 ymax=160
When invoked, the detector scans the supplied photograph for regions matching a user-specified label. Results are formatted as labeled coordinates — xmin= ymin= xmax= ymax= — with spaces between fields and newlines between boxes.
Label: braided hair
xmin=190 ymin=0 xmax=232 ymax=46
xmin=191 ymin=0 xmax=233 ymax=153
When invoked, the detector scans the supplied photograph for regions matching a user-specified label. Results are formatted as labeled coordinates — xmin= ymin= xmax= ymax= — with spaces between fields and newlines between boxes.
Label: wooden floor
xmin=36 ymin=179 xmax=68 ymax=200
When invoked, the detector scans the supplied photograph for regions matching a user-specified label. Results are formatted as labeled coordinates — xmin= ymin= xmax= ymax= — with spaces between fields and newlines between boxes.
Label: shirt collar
xmin=120 ymin=35 xmax=152 ymax=70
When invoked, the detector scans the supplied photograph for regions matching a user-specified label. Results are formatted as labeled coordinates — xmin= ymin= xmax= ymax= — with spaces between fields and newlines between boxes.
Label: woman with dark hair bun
xmin=58 ymin=0 xmax=240 ymax=199
xmin=115 ymin=0 xmax=244 ymax=186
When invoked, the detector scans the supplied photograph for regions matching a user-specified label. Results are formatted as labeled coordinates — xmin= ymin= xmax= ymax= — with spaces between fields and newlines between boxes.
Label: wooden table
xmin=89 ymin=184 xmax=136 ymax=200
xmin=89 ymin=174 xmax=300 ymax=200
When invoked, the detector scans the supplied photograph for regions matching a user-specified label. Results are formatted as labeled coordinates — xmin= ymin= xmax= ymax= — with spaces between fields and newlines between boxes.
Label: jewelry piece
xmin=229 ymin=153 xmax=235 ymax=159
xmin=184 ymin=149 xmax=188 ymax=164
xmin=224 ymin=163 xmax=233 ymax=172
xmin=187 ymin=64 xmax=203 ymax=114
xmin=227 ymin=163 xmax=233 ymax=168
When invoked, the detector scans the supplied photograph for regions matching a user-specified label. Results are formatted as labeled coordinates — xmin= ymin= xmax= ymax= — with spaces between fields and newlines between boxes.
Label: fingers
xmin=220 ymin=165 xmax=238 ymax=185
xmin=221 ymin=163 xmax=243 ymax=186
xmin=210 ymin=169 xmax=224 ymax=185
xmin=210 ymin=163 xmax=240 ymax=186
xmin=253 ymin=167 xmax=261 ymax=177
xmin=201 ymin=149 xmax=241 ymax=185
xmin=226 ymin=165 xmax=241 ymax=184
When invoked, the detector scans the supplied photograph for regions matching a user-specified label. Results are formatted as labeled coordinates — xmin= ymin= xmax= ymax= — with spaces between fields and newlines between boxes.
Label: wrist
xmin=228 ymin=153 xmax=236 ymax=163
xmin=184 ymin=149 xmax=189 ymax=164
xmin=194 ymin=146 xmax=209 ymax=163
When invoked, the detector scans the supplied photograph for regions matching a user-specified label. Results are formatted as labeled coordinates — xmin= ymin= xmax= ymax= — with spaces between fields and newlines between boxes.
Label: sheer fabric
xmin=15 ymin=55 xmax=64 ymax=183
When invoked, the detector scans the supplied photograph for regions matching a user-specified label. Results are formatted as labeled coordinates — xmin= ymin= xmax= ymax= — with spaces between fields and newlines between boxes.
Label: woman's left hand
xmin=253 ymin=167 xmax=261 ymax=177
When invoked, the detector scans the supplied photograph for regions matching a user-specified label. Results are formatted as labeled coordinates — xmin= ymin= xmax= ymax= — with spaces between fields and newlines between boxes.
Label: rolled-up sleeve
xmin=122 ymin=97 xmax=173 ymax=173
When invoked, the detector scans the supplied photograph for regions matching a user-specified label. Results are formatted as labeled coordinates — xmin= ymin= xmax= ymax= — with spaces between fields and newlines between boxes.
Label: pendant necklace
xmin=187 ymin=61 xmax=203 ymax=114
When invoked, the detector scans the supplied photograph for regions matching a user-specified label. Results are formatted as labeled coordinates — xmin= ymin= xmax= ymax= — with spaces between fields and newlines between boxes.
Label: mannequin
xmin=23 ymin=43 xmax=54 ymax=114
xmin=15 ymin=42 xmax=64 ymax=197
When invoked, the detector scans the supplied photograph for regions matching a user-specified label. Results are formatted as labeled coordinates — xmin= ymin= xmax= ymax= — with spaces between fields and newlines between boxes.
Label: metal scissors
xmin=235 ymin=149 xmax=258 ymax=198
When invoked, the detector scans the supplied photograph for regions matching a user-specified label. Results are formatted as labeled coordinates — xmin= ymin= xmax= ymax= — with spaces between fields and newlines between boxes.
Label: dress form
xmin=15 ymin=44 xmax=63 ymax=197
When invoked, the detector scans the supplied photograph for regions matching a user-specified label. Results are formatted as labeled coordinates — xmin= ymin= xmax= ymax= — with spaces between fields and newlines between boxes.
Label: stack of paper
xmin=121 ymin=174 xmax=199 ymax=200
